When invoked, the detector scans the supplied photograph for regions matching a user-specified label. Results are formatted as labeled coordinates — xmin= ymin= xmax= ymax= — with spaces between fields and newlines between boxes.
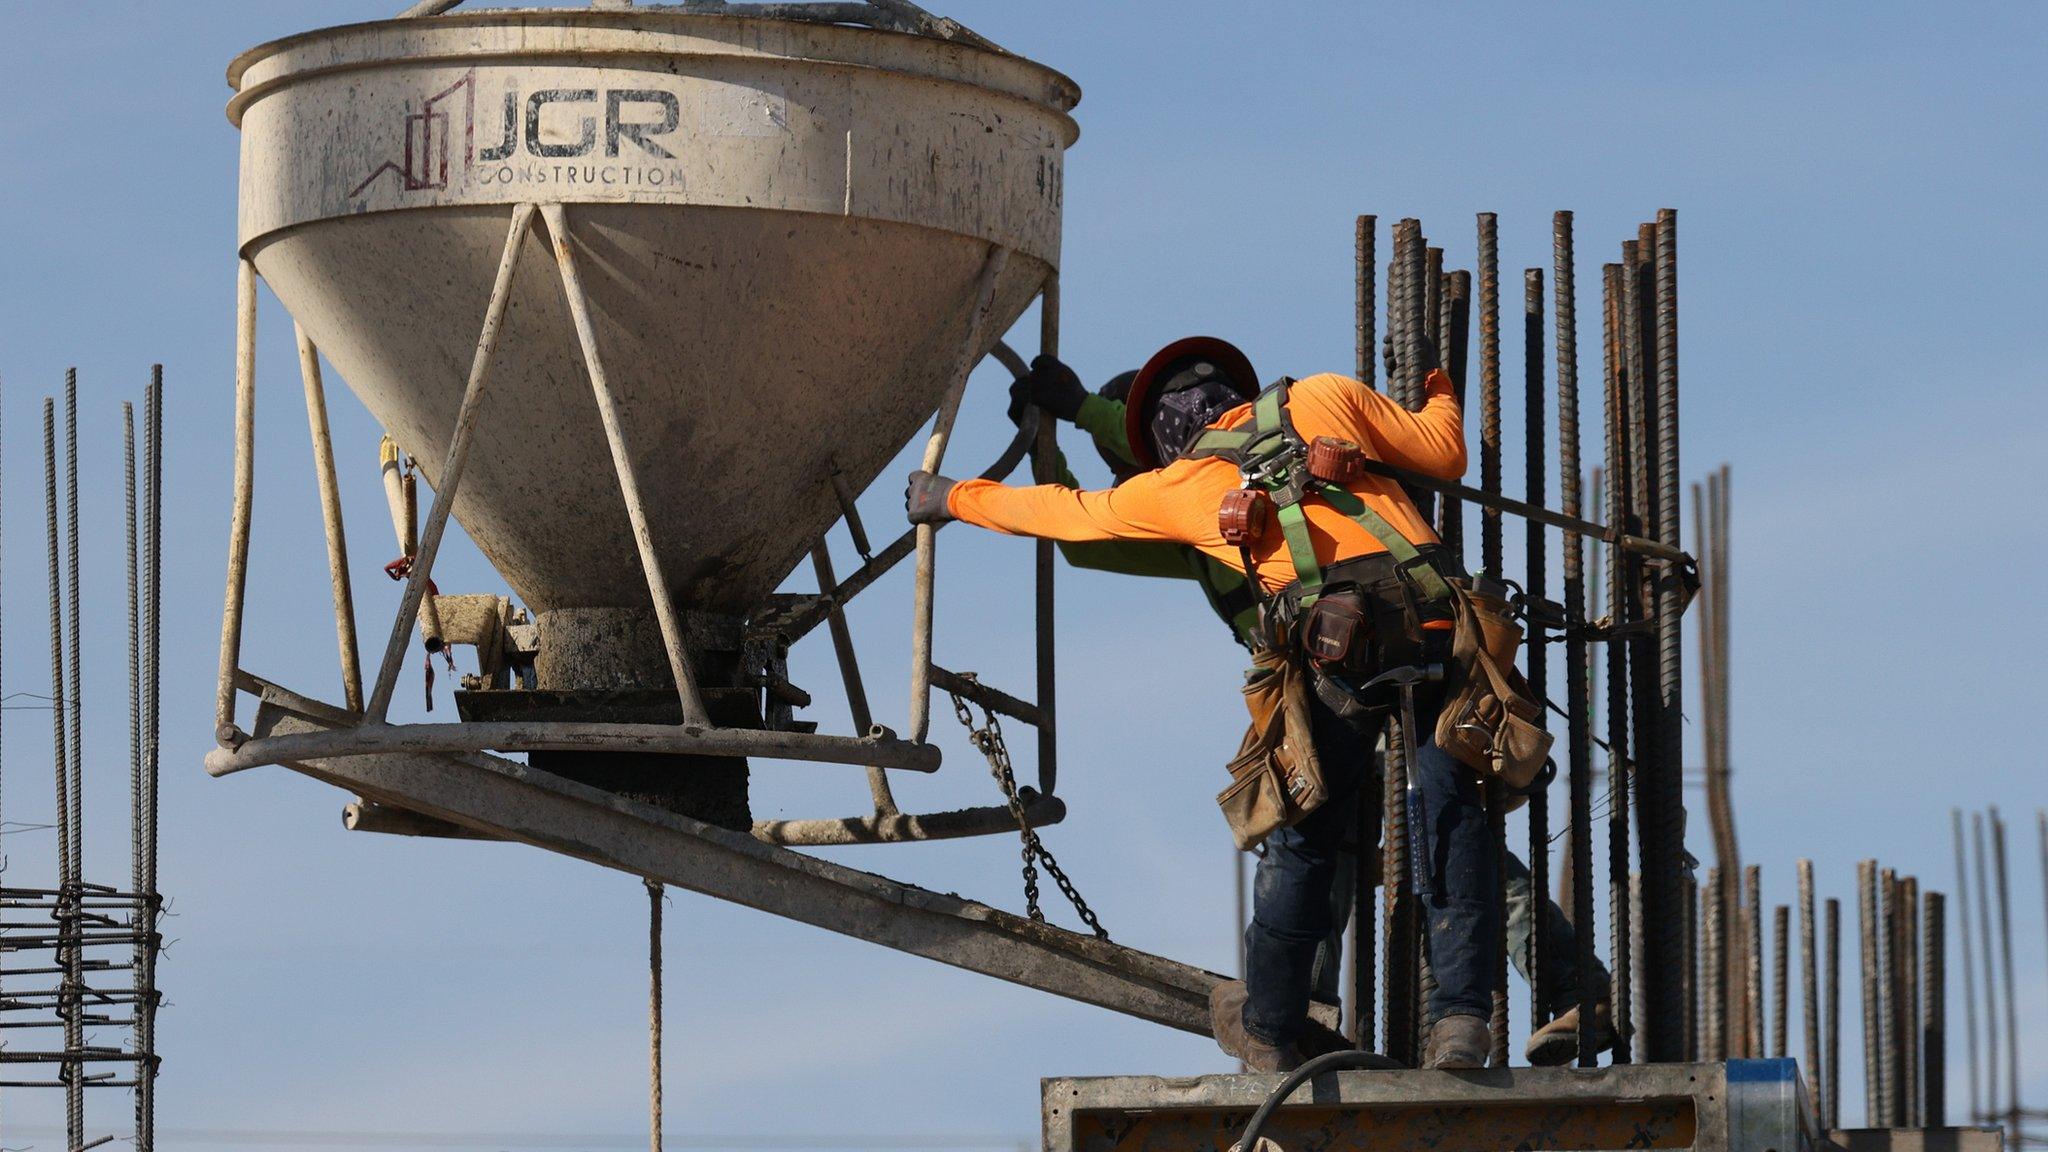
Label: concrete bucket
xmin=214 ymin=4 xmax=1082 ymax=838
xmin=230 ymin=9 xmax=1076 ymax=616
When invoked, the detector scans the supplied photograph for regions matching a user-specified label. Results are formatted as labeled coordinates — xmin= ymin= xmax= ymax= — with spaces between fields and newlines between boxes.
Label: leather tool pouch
xmin=1434 ymin=579 xmax=1554 ymax=790
xmin=1301 ymin=592 xmax=1370 ymax=674
xmin=1217 ymin=643 xmax=1329 ymax=850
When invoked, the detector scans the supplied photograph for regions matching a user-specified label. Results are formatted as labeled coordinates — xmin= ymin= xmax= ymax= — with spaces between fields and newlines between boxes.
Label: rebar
xmin=1991 ymin=809 xmax=2020 ymax=1137
xmin=1382 ymin=217 xmax=1425 ymax=1067
xmin=140 ymin=366 xmax=163 ymax=1152
xmin=64 ymin=370 xmax=82 ymax=887
xmin=1773 ymin=903 xmax=1789 ymax=1059
xmin=1881 ymin=868 xmax=1901 ymax=1126
xmin=1478 ymin=213 xmax=1502 ymax=573
xmin=1955 ymin=810 xmax=1981 ymax=1122
xmin=1601 ymin=260 xmax=1634 ymax=1064
xmin=1746 ymin=866 xmax=1764 ymax=1060
xmin=1554 ymin=215 xmax=1599 ymax=1065
xmin=1800 ymin=861 xmax=1823 ymax=1124
xmin=1034 ymin=273 xmax=1059 ymax=797
xmin=1684 ymin=876 xmax=1699 ymax=1060
xmin=1904 ymin=876 xmax=1921 ymax=1127
xmin=1974 ymin=812 xmax=1999 ymax=1123
xmin=1925 ymin=890 xmax=1946 ymax=1127
xmin=1705 ymin=869 xmax=1723 ymax=1060
xmin=1859 ymin=860 xmax=1881 ymax=1126
xmin=1827 ymin=896 xmax=1842 ymax=1131
xmin=1356 ymin=215 xmax=1376 ymax=389
xmin=1520 ymin=265 xmax=1547 ymax=1047
xmin=648 ymin=879 xmax=663 ymax=1152
xmin=1439 ymin=270 xmax=1471 ymax=558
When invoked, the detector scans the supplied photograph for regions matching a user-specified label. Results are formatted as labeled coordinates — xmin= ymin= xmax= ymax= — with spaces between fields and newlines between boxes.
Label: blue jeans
xmin=1242 ymin=680 xmax=1498 ymax=1045
xmin=1312 ymin=831 xmax=1612 ymax=1021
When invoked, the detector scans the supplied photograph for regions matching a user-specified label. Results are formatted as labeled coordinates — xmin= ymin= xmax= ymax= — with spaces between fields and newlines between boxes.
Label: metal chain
xmin=947 ymin=678 xmax=1109 ymax=940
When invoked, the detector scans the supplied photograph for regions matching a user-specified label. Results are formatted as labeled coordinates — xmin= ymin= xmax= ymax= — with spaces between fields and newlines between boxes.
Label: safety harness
xmin=1184 ymin=379 xmax=1453 ymax=626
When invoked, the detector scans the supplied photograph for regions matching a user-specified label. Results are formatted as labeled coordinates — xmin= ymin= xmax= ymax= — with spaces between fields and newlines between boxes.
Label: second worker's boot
xmin=1422 ymin=1013 xmax=1491 ymax=1070
xmin=1523 ymin=1001 xmax=1616 ymax=1066
xmin=1208 ymin=980 xmax=1304 ymax=1073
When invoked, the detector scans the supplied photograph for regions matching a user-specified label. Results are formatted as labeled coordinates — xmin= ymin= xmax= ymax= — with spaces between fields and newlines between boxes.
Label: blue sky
xmin=1 ymin=2 xmax=2044 ymax=1148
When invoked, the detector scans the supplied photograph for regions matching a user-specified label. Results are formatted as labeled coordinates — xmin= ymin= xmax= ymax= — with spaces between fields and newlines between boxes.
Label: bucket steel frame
xmin=211 ymin=199 xmax=1065 ymax=848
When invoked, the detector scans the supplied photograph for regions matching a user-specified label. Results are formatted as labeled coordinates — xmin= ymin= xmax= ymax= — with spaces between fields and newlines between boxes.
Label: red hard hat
xmin=1122 ymin=336 xmax=1260 ymax=468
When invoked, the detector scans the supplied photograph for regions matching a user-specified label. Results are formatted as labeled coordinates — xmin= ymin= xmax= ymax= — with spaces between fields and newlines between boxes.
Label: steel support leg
xmin=908 ymin=244 xmax=1011 ymax=742
xmin=366 ymin=203 xmax=538 ymax=721
xmin=296 ymin=326 xmax=365 ymax=714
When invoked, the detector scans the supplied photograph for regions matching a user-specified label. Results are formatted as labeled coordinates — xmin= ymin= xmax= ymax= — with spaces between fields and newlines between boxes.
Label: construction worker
xmin=1005 ymin=350 xmax=1615 ymax=1066
xmin=1005 ymin=355 xmax=1615 ymax=1067
xmin=908 ymin=333 xmax=1505 ymax=1070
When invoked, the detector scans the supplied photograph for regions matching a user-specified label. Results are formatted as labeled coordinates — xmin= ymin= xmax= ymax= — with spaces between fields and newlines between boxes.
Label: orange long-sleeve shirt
xmin=948 ymin=370 xmax=1466 ymax=594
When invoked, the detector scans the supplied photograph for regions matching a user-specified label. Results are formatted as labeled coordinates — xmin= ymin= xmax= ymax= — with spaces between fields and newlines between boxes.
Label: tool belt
xmin=1215 ymin=641 xmax=1327 ymax=850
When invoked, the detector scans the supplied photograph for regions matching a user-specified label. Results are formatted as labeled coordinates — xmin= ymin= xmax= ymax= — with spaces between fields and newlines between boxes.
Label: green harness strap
xmin=1188 ymin=379 xmax=1451 ymax=608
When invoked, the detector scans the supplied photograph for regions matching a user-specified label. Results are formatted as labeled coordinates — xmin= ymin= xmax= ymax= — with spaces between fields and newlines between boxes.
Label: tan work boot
xmin=1523 ymin=1001 xmax=1616 ymax=1066
xmin=1209 ymin=981 xmax=1304 ymax=1073
xmin=1422 ymin=1013 xmax=1491 ymax=1069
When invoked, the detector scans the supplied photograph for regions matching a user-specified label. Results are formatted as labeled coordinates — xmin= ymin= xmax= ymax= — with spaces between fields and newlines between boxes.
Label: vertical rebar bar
xmin=1639 ymin=210 xmax=1686 ymax=1060
xmin=1554 ymin=211 xmax=1600 ymax=1067
xmin=1440 ymin=270 xmax=1471 ymax=558
xmin=1924 ymin=890 xmax=1946 ymax=1127
xmin=1601 ymin=260 xmax=1634 ymax=1065
xmin=1424 ymin=245 xmax=1444 ymax=365
xmin=1357 ymin=216 xmax=1376 ymax=390
xmin=1974 ymin=813 xmax=2000 ymax=1125
xmin=1991 ymin=809 xmax=2019 ymax=1139
xmin=1684 ymin=877 xmax=1699 ymax=1060
xmin=1034 ymin=274 xmax=1059 ymax=797
xmin=0 ymin=372 xmax=4 ymax=1140
xmin=1860 ymin=860 xmax=1882 ymax=1127
xmin=140 ymin=365 xmax=163 ymax=1151
xmin=126 ymin=399 xmax=141 ymax=920
xmin=1774 ymin=904 xmax=1790 ymax=1059
xmin=1345 ymin=217 xmax=1373 ymax=1038
xmin=1478 ymin=214 xmax=1503 ymax=575
xmin=1747 ymin=866 xmax=1765 ymax=1060
xmin=42 ymin=398 xmax=77 ymax=1138
xmin=1383 ymin=218 xmax=1425 ymax=1067
xmin=1706 ymin=869 xmax=1724 ymax=1060
xmin=1826 ymin=896 xmax=1843 ymax=1132
xmin=1884 ymin=860 xmax=1900 ymax=1123
xmin=647 ymin=879 xmax=663 ymax=1152
xmin=1902 ymin=876 xmax=1921 ymax=1128
xmin=1520 ymin=265 xmax=1548 ymax=1047
xmin=1955 ymin=810 xmax=1981 ymax=1122
xmin=1801 ymin=862 xmax=1823 ymax=1125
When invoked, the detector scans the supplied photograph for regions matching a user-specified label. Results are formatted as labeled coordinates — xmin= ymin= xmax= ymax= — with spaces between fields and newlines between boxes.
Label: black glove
xmin=1381 ymin=330 xmax=1441 ymax=381
xmin=1006 ymin=355 xmax=1088 ymax=424
xmin=905 ymin=470 xmax=958 ymax=525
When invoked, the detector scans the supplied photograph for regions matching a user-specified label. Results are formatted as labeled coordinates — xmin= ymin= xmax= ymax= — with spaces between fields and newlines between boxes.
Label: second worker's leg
xmin=1413 ymin=715 xmax=1498 ymax=1067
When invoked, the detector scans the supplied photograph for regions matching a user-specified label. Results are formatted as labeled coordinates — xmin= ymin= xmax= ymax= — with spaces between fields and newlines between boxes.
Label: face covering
xmin=1147 ymin=361 xmax=1245 ymax=465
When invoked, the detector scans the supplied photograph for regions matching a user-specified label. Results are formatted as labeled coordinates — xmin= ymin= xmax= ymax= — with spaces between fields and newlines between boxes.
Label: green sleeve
xmin=1074 ymin=393 xmax=1139 ymax=466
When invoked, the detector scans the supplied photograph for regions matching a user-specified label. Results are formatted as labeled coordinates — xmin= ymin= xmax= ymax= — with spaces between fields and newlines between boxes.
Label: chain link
xmin=948 ymin=678 xmax=1109 ymax=940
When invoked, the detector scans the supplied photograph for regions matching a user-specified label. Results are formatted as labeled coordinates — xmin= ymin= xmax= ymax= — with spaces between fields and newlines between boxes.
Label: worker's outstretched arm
xmin=1039 ymin=433 xmax=1198 ymax=581
xmin=947 ymin=464 xmax=1196 ymax=545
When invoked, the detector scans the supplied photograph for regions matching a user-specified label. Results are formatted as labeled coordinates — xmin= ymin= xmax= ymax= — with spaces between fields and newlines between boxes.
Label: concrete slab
xmin=1044 ymin=1058 xmax=1818 ymax=1152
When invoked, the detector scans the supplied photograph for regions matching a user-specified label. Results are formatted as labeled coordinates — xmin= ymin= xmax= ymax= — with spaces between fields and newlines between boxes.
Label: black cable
xmin=1236 ymin=1050 xmax=1401 ymax=1152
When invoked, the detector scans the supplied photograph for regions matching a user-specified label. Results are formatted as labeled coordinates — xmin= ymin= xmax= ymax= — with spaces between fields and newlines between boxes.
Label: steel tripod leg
xmin=907 ymin=244 xmax=1011 ymax=743
xmin=365 ymin=203 xmax=536 ymax=722
xmin=541 ymin=202 xmax=712 ymax=727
